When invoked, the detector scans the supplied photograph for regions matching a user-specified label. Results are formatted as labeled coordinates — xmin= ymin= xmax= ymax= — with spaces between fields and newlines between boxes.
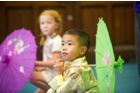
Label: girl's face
xmin=39 ymin=15 xmax=58 ymax=37
xmin=61 ymin=34 xmax=84 ymax=61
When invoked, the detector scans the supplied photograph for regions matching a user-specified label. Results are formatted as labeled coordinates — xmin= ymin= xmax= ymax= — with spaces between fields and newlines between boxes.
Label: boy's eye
xmin=62 ymin=43 xmax=64 ymax=46
xmin=68 ymin=43 xmax=72 ymax=45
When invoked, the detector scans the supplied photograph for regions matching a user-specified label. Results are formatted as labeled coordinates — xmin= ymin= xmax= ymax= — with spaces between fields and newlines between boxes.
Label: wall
xmin=0 ymin=1 xmax=134 ymax=63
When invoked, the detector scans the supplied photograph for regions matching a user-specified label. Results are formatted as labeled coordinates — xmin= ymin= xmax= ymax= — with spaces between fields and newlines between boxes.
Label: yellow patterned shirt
xmin=47 ymin=56 xmax=98 ymax=93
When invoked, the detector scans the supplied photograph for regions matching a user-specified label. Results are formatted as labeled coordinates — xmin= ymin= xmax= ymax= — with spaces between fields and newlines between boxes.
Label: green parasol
xmin=95 ymin=18 xmax=124 ymax=93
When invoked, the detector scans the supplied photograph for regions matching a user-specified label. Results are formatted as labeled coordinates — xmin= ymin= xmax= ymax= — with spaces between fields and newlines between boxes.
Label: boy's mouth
xmin=62 ymin=52 xmax=68 ymax=56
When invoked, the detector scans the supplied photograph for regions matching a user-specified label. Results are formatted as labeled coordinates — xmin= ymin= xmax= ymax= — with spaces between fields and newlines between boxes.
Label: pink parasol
xmin=0 ymin=28 xmax=37 ymax=93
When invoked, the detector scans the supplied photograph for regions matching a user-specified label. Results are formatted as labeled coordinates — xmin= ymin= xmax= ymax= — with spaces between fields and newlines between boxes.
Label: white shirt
xmin=43 ymin=35 xmax=62 ymax=61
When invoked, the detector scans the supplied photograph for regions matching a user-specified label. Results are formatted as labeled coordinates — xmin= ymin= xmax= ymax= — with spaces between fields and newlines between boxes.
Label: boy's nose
xmin=62 ymin=46 xmax=67 ymax=51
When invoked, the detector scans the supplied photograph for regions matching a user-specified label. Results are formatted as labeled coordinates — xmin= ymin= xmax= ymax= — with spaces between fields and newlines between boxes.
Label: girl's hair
xmin=39 ymin=10 xmax=63 ymax=35
xmin=64 ymin=28 xmax=90 ymax=54
xmin=39 ymin=10 xmax=63 ymax=45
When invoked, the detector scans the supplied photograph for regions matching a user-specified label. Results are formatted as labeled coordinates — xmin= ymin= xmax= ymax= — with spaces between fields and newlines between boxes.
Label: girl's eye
xmin=40 ymin=22 xmax=44 ymax=24
xmin=47 ymin=21 xmax=52 ymax=24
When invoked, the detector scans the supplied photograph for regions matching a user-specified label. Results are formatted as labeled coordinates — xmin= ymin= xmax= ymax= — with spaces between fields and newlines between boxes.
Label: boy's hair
xmin=39 ymin=10 xmax=63 ymax=35
xmin=64 ymin=28 xmax=90 ymax=54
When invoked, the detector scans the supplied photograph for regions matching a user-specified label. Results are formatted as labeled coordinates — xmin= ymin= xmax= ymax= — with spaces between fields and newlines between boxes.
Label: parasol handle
xmin=68 ymin=64 xmax=96 ymax=67
xmin=1 ymin=55 xmax=9 ymax=64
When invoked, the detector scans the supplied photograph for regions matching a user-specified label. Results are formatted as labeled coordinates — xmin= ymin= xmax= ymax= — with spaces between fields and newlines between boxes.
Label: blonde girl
xmin=29 ymin=10 xmax=63 ymax=93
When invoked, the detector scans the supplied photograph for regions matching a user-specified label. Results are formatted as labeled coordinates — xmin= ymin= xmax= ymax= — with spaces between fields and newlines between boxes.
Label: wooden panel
xmin=80 ymin=6 xmax=107 ymax=46
xmin=0 ymin=1 xmax=135 ymax=62
xmin=5 ymin=7 xmax=33 ymax=34
xmin=112 ymin=4 xmax=134 ymax=45
xmin=75 ymin=2 xmax=110 ymax=63
xmin=112 ymin=3 xmax=135 ymax=60
xmin=78 ymin=6 xmax=108 ymax=64
xmin=75 ymin=1 xmax=134 ymax=63
xmin=0 ymin=2 xmax=6 ymax=44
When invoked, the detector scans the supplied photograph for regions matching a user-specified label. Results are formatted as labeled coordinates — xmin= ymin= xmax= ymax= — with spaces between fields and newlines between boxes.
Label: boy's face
xmin=61 ymin=34 xmax=83 ymax=61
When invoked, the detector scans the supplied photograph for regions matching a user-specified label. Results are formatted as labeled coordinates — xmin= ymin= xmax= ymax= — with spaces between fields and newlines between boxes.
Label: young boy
xmin=47 ymin=28 xmax=98 ymax=93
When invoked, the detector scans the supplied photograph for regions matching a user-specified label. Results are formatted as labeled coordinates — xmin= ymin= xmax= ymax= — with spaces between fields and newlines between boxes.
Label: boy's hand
xmin=53 ymin=59 xmax=66 ymax=75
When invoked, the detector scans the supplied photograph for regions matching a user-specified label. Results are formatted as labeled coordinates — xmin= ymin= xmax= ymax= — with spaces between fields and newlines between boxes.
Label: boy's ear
xmin=80 ymin=46 xmax=87 ymax=55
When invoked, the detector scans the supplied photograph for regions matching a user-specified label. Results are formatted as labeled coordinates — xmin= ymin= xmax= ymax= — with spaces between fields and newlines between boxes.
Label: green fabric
xmin=95 ymin=18 xmax=124 ymax=93
xmin=81 ymin=67 xmax=98 ymax=92
xmin=114 ymin=56 xmax=124 ymax=73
